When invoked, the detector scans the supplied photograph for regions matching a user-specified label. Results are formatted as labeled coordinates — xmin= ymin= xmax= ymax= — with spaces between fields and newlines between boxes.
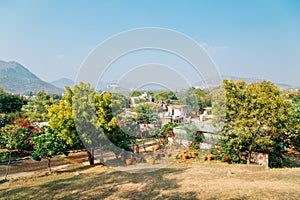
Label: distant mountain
xmin=51 ymin=78 xmax=74 ymax=90
xmin=0 ymin=60 xmax=64 ymax=95
xmin=195 ymin=76 xmax=299 ymax=91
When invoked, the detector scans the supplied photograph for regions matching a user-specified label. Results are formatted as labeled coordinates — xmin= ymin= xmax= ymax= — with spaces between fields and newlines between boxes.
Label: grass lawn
xmin=0 ymin=160 xmax=299 ymax=200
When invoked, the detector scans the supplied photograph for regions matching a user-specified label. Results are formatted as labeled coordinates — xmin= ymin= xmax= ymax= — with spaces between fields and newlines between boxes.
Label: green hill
xmin=0 ymin=60 xmax=64 ymax=95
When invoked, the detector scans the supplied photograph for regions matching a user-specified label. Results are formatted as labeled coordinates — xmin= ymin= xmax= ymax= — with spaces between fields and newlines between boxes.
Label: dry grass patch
xmin=0 ymin=161 xmax=299 ymax=199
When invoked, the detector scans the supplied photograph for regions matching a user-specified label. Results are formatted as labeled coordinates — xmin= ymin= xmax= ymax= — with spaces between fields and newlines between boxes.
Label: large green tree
xmin=133 ymin=103 xmax=160 ymax=124
xmin=95 ymin=92 xmax=135 ymax=158
xmin=49 ymin=84 xmax=135 ymax=165
xmin=289 ymin=101 xmax=300 ymax=151
xmin=48 ymin=87 xmax=83 ymax=150
xmin=31 ymin=132 xmax=67 ymax=173
xmin=153 ymin=90 xmax=177 ymax=103
xmin=71 ymin=83 xmax=100 ymax=165
xmin=217 ymin=80 xmax=292 ymax=167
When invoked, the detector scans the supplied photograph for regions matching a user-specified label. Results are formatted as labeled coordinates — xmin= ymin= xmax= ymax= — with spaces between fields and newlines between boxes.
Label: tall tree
xmin=72 ymin=83 xmax=101 ymax=165
xmin=95 ymin=92 xmax=135 ymax=159
xmin=49 ymin=84 xmax=136 ymax=164
xmin=31 ymin=132 xmax=67 ymax=173
xmin=217 ymin=80 xmax=292 ymax=167
xmin=48 ymin=87 xmax=82 ymax=149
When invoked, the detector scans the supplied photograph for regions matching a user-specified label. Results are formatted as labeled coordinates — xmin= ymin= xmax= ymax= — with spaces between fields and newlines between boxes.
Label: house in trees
xmin=161 ymin=105 xmax=191 ymax=125
xmin=130 ymin=92 xmax=150 ymax=107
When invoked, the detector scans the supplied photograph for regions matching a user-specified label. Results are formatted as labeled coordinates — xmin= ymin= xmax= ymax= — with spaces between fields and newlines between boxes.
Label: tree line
xmin=0 ymin=80 xmax=299 ymax=172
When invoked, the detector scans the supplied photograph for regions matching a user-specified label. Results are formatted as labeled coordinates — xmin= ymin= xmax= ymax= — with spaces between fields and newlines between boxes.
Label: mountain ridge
xmin=0 ymin=60 xmax=64 ymax=95
xmin=50 ymin=78 xmax=74 ymax=90
xmin=0 ymin=60 xmax=298 ymax=94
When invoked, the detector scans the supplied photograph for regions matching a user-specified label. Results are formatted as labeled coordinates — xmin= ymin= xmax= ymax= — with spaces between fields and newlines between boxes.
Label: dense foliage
xmin=0 ymin=114 xmax=42 ymax=152
xmin=159 ymin=122 xmax=179 ymax=145
xmin=111 ymin=92 xmax=129 ymax=116
xmin=22 ymin=90 xmax=54 ymax=122
xmin=117 ymin=116 xmax=140 ymax=138
xmin=153 ymin=90 xmax=177 ymax=103
xmin=0 ymin=115 xmax=9 ymax=128
xmin=284 ymin=89 xmax=300 ymax=151
xmin=213 ymin=80 xmax=293 ymax=167
xmin=0 ymin=114 xmax=43 ymax=179
xmin=48 ymin=87 xmax=83 ymax=149
xmin=0 ymin=93 xmax=23 ymax=113
xmin=129 ymin=90 xmax=144 ymax=97
xmin=133 ymin=103 xmax=160 ymax=124
xmin=31 ymin=132 xmax=67 ymax=173
xmin=95 ymin=92 xmax=135 ymax=158
xmin=177 ymin=87 xmax=211 ymax=115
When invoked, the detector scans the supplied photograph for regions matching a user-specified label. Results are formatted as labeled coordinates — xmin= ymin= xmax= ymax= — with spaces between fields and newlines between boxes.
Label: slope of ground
xmin=1 ymin=160 xmax=299 ymax=200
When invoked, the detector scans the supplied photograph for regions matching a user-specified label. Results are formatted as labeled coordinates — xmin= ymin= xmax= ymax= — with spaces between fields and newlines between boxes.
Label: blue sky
xmin=0 ymin=0 xmax=299 ymax=86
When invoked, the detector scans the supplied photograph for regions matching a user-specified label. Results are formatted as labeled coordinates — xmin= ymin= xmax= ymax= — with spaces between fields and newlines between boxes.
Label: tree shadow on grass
xmin=55 ymin=163 xmax=99 ymax=173
xmin=116 ymin=168 xmax=199 ymax=200
xmin=67 ymin=167 xmax=198 ymax=200
xmin=1 ymin=166 xmax=198 ymax=199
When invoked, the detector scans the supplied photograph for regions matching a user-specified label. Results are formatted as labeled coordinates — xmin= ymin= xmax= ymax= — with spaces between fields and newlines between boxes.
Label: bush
xmin=31 ymin=133 xmax=67 ymax=173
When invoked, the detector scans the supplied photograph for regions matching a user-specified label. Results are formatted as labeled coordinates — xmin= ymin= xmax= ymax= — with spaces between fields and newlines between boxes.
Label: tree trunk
xmin=47 ymin=158 xmax=51 ymax=173
xmin=133 ymin=144 xmax=139 ymax=154
xmin=99 ymin=145 xmax=104 ymax=164
xmin=4 ymin=151 xmax=12 ymax=180
xmin=247 ymin=148 xmax=252 ymax=165
xmin=87 ymin=148 xmax=94 ymax=165
xmin=143 ymin=142 xmax=146 ymax=152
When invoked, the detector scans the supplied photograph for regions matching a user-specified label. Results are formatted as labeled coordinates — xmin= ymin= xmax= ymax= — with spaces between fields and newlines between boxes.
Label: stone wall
xmin=250 ymin=152 xmax=269 ymax=168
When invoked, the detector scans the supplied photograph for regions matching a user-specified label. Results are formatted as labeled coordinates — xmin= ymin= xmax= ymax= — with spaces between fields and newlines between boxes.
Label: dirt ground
xmin=0 ymin=151 xmax=89 ymax=179
xmin=1 ymin=147 xmax=299 ymax=180
xmin=0 ymin=159 xmax=299 ymax=200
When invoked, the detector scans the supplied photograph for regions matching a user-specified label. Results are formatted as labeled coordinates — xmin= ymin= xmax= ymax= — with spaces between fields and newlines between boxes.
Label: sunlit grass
xmin=1 ymin=160 xmax=299 ymax=199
